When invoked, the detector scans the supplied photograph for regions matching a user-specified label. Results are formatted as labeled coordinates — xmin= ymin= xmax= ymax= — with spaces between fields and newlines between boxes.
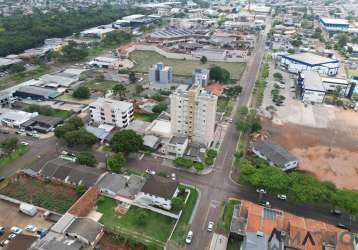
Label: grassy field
xmin=216 ymin=199 xmax=240 ymax=235
xmin=82 ymin=80 xmax=119 ymax=92
xmin=0 ymin=175 xmax=79 ymax=214
xmin=56 ymin=94 xmax=95 ymax=104
xmin=97 ymin=197 xmax=175 ymax=243
xmin=22 ymin=104 xmax=73 ymax=119
xmin=0 ymin=145 xmax=29 ymax=170
xmin=129 ymin=50 xmax=246 ymax=80
xmin=133 ymin=112 xmax=158 ymax=122
xmin=172 ymin=185 xmax=199 ymax=245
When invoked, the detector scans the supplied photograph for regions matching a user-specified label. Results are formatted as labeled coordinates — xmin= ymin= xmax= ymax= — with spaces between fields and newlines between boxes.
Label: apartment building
xmin=149 ymin=63 xmax=173 ymax=85
xmin=170 ymin=85 xmax=217 ymax=147
xmin=192 ymin=68 xmax=210 ymax=87
xmin=89 ymin=98 xmax=134 ymax=128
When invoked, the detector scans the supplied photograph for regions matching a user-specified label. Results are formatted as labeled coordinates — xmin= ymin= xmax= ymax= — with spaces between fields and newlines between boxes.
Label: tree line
xmin=0 ymin=6 xmax=146 ymax=56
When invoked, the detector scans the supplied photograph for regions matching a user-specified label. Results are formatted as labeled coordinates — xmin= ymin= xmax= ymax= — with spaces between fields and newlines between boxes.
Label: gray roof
xmin=15 ymin=86 xmax=60 ymax=99
xmin=65 ymin=217 xmax=103 ymax=243
xmin=21 ymin=115 xmax=63 ymax=128
xmin=51 ymin=213 xmax=75 ymax=234
xmin=141 ymin=175 xmax=178 ymax=200
xmin=30 ymin=231 xmax=83 ymax=250
xmin=169 ymin=135 xmax=188 ymax=145
xmin=283 ymin=52 xmax=338 ymax=66
xmin=230 ymin=204 xmax=246 ymax=236
xmin=85 ymin=126 xmax=109 ymax=140
xmin=97 ymin=173 xmax=145 ymax=198
xmin=0 ymin=57 xmax=22 ymax=67
xmin=302 ymin=71 xmax=325 ymax=92
xmin=40 ymin=74 xmax=77 ymax=87
xmin=143 ymin=135 xmax=160 ymax=148
xmin=252 ymin=140 xmax=297 ymax=167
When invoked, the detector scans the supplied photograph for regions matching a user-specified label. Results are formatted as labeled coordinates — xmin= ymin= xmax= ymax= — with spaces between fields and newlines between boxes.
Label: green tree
xmin=109 ymin=130 xmax=143 ymax=154
xmin=8 ymin=64 xmax=26 ymax=74
xmin=200 ymin=56 xmax=208 ymax=64
xmin=57 ymin=41 xmax=89 ymax=63
xmin=73 ymin=86 xmax=90 ymax=99
xmin=1 ymin=137 xmax=18 ymax=154
xmin=64 ymin=128 xmax=97 ymax=147
xmin=135 ymin=84 xmax=144 ymax=95
xmin=171 ymin=197 xmax=184 ymax=212
xmin=76 ymin=184 xmax=87 ymax=196
xmin=337 ymin=33 xmax=348 ymax=48
xmin=112 ymin=84 xmax=126 ymax=100
xmin=77 ymin=152 xmax=97 ymax=166
xmin=107 ymin=152 xmax=126 ymax=173
xmin=209 ymin=66 xmax=230 ymax=83
xmin=135 ymin=210 xmax=148 ymax=225
xmin=223 ymin=85 xmax=242 ymax=98
xmin=194 ymin=162 xmax=205 ymax=171
xmin=273 ymin=72 xmax=283 ymax=81
xmin=152 ymin=102 xmax=167 ymax=114
xmin=174 ymin=157 xmax=194 ymax=168
xmin=129 ymin=71 xmax=137 ymax=83
xmin=151 ymin=93 xmax=164 ymax=102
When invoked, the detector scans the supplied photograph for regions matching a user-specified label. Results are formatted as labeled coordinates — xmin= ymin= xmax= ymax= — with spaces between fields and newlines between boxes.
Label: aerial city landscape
xmin=0 ymin=0 xmax=357 ymax=249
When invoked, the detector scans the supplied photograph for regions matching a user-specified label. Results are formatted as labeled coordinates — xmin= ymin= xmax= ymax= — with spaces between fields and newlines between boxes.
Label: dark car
xmin=330 ymin=209 xmax=342 ymax=216
xmin=337 ymin=223 xmax=350 ymax=230
xmin=0 ymin=176 xmax=5 ymax=182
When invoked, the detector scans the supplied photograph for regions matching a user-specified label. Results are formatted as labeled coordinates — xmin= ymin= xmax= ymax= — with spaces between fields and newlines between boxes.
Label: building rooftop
xmin=15 ymin=86 xmax=61 ymax=99
xmin=143 ymin=134 xmax=160 ymax=149
xmin=30 ymin=231 xmax=84 ymax=250
xmin=90 ymin=98 xmax=133 ymax=110
xmin=283 ymin=52 xmax=339 ymax=66
xmin=320 ymin=17 xmax=349 ymax=25
xmin=85 ymin=126 xmax=110 ymax=140
xmin=40 ymin=74 xmax=78 ymax=87
xmin=0 ymin=57 xmax=22 ymax=67
xmin=169 ymin=135 xmax=188 ymax=145
xmin=65 ymin=217 xmax=103 ymax=244
xmin=302 ymin=71 xmax=325 ymax=91
xmin=141 ymin=175 xmax=178 ymax=200
xmin=150 ymin=28 xmax=193 ymax=39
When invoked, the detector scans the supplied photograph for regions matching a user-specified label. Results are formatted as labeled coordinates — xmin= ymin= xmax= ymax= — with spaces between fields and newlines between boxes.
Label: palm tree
xmin=112 ymin=84 xmax=126 ymax=100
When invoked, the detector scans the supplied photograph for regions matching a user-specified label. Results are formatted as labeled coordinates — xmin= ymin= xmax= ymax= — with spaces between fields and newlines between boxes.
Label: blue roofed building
xmin=319 ymin=17 xmax=350 ymax=32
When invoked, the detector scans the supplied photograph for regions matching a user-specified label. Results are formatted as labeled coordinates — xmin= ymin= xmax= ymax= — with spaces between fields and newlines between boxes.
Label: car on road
xmin=145 ymin=169 xmax=156 ymax=175
xmin=337 ymin=223 xmax=350 ymax=230
xmin=207 ymin=221 xmax=214 ymax=232
xmin=0 ymin=240 xmax=9 ymax=247
xmin=20 ymin=141 xmax=29 ymax=146
xmin=0 ymin=176 xmax=5 ymax=182
xmin=259 ymin=200 xmax=271 ymax=208
xmin=10 ymin=226 xmax=22 ymax=235
xmin=0 ymin=226 xmax=4 ymax=235
xmin=185 ymin=230 xmax=193 ymax=244
xmin=25 ymin=224 xmax=37 ymax=233
xmin=171 ymin=173 xmax=176 ymax=181
xmin=8 ymin=233 xmax=16 ymax=240
xmin=330 ymin=209 xmax=342 ymax=216
xmin=256 ymin=188 xmax=267 ymax=194
xmin=227 ymin=118 xmax=233 ymax=123
xmin=277 ymin=194 xmax=287 ymax=200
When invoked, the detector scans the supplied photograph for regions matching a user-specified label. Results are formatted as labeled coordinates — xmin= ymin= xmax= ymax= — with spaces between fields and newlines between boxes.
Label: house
xmin=0 ymin=109 xmax=37 ymax=128
xmin=85 ymin=125 xmax=111 ymax=142
xmin=207 ymin=82 xmax=224 ymax=96
xmin=135 ymin=175 xmax=179 ymax=210
xmin=281 ymin=52 xmax=340 ymax=76
xmin=251 ymin=140 xmax=298 ymax=171
xmin=97 ymin=173 xmax=146 ymax=199
xmin=143 ymin=134 xmax=160 ymax=150
xmin=21 ymin=115 xmax=63 ymax=133
xmin=166 ymin=135 xmax=189 ymax=157
xmin=13 ymin=86 xmax=61 ymax=100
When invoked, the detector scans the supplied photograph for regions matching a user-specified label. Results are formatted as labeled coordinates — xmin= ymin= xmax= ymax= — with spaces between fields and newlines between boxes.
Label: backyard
xmin=0 ymin=145 xmax=28 ymax=170
xmin=97 ymin=197 xmax=175 ymax=246
xmin=216 ymin=199 xmax=240 ymax=235
xmin=129 ymin=50 xmax=246 ymax=80
xmin=133 ymin=112 xmax=158 ymax=122
xmin=0 ymin=174 xmax=79 ymax=214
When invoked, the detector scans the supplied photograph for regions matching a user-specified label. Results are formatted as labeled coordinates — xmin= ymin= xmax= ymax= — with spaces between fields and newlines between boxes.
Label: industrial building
xmin=148 ymin=63 xmax=173 ymax=85
xmin=281 ymin=52 xmax=340 ymax=76
xmin=297 ymin=71 xmax=326 ymax=104
xmin=80 ymin=25 xmax=115 ymax=40
xmin=319 ymin=17 xmax=350 ymax=32
xmin=13 ymin=85 xmax=61 ymax=100
xmin=89 ymin=98 xmax=134 ymax=128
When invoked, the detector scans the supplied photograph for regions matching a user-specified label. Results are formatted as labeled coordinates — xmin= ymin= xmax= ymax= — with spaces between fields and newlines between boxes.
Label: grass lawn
xmin=172 ymin=185 xmax=199 ymax=245
xmin=82 ymin=80 xmax=119 ymax=92
xmin=216 ymin=199 xmax=240 ymax=235
xmin=0 ymin=174 xmax=79 ymax=214
xmin=347 ymin=67 xmax=358 ymax=77
xmin=22 ymin=104 xmax=73 ymax=119
xmin=52 ymin=109 xmax=74 ymax=119
xmin=0 ymin=145 xmax=29 ymax=170
xmin=56 ymin=93 xmax=95 ymax=104
xmin=134 ymin=112 xmax=158 ymax=122
xmin=129 ymin=50 xmax=246 ymax=80
xmin=97 ymin=197 xmax=175 ymax=243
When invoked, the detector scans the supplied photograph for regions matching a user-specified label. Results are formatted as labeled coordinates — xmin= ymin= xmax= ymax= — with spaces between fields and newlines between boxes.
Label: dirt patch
xmin=261 ymin=118 xmax=358 ymax=191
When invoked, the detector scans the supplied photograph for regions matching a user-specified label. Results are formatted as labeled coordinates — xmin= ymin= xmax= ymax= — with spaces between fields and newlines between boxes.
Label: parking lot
xmin=0 ymin=199 xmax=52 ymax=243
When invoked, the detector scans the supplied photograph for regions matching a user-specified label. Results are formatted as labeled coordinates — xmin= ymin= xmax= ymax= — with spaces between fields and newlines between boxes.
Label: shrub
xmin=194 ymin=162 xmax=205 ymax=171
xmin=174 ymin=157 xmax=194 ymax=169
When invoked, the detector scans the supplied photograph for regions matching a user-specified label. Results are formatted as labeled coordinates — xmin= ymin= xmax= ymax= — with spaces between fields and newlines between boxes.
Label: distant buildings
xmin=88 ymin=57 xmax=119 ymax=69
xmin=80 ymin=25 xmax=115 ymax=40
xmin=170 ymin=84 xmax=217 ymax=147
xmin=149 ymin=63 xmax=173 ymax=85
xmin=319 ymin=17 xmax=350 ymax=32
xmin=192 ymin=68 xmax=209 ymax=86
xmin=89 ymin=98 xmax=134 ymax=128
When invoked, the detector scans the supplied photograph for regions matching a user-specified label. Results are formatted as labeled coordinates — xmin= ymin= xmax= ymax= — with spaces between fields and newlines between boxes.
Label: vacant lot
xmin=0 ymin=199 xmax=52 ymax=241
xmin=129 ymin=50 xmax=246 ymax=80
xmin=0 ymin=145 xmax=28 ymax=170
xmin=97 ymin=197 xmax=175 ymax=244
xmin=0 ymin=174 xmax=79 ymax=213
xmin=82 ymin=80 xmax=119 ymax=92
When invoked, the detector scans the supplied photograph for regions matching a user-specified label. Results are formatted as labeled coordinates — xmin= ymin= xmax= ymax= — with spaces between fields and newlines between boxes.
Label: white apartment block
xmin=170 ymin=85 xmax=217 ymax=147
xmin=89 ymin=98 xmax=134 ymax=128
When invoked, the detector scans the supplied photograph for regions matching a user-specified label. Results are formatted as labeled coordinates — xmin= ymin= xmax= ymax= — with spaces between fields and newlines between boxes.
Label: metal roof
xmin=283 ymin=52 xmax=339 ymax=66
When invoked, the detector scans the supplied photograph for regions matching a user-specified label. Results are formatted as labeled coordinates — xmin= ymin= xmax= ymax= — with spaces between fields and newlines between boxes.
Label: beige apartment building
xmin=170 ymin=85 xmax=217 ymax=147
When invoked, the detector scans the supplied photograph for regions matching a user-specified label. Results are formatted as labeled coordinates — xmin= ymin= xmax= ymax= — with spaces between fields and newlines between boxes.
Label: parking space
xmin=0 ymin=199 xmax=52 ymax=243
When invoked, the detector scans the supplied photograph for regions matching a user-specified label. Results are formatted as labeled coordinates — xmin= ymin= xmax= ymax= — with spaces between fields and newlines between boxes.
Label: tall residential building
xmin=89 ymin=98 xmax=134 ymax=128
xmin=192 ymin=68 xmax=210 ymax=86
xmin=170 ymin=85 xmax=217 ymax=147
xmin=149 ymin=63 xmax=173 ymax=85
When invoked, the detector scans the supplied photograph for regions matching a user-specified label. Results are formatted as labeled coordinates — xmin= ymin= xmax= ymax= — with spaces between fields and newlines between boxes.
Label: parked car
xmin=337 ymin=223 xmax=350 ymax=230
xmin=0 ymin=240 xmax=9 ymax=247
xmin=0 ymin=176 xmax=5 ymax=182
xmin=185 ymin=230 xmax=193 ymax=244
xmin=277 ymin=194 xmax=287 ymax=200
xmin=10 ymin=226 xmax=22 ymax=235
xmin=0 ymin=226 xmax=4 ymax=235
xmin=330 ymin=209 xmax=342 ymax=216
xmin=207 ymin=221 xmax=214 ymax=232
xmin=20 ymin=141 xmax=29 ymax=146
xmin=145 ymin=169 xmax=156 ymax=175
xmin=259 ymin=200 xmax=271 ymax=208
xmin=256 ymin=188 xmax=267 ymax=194
xmin=25 ymin=224 xmax=37 ymax=233
xmin=8 ymin=233 xmax=16 ymax=240
xmin=171 ymin=173 xmax=176 ymax=181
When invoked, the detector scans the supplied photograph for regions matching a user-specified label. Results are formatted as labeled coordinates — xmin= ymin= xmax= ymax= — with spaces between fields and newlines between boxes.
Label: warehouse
xmin=281 ymin=52 xmax=340 ymax=76
xmin=13 ymin=86 xmax=61 ymax=100
xmin=297 ymin=71 xmax=326 ymax=103
xmin=21 ymin=115 xmax=63 ymax=133
xmin=319 ymin=17 xmax=350 ymax=32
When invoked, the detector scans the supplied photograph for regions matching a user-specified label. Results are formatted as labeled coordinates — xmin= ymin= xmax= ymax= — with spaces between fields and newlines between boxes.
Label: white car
xmin=25 ymin=224 xmax=37 ymax=233
xmin=171 ymin=173 xmax=176 ymax=181
xmin=207 ymin=221 xmax=214 ymax=232
xmin=185 ymin=230 xmax=193 ymax=244
xmin=8 ymin=233 xmax=16 ymax=240
xmin=10 ymin=226 xmax=22 ymax=235
xmin=145 ymin=169 xmax=156 ymax=175
xmin=20 ymin=141 xmax=29 ymax=146
xmin=256 ymin=188 xmax=267 ymax=194
xmin=277 ymin=194 xmax=287 ymax=200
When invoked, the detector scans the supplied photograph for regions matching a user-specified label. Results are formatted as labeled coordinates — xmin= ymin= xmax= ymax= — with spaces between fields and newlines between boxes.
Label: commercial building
xmin=21 ymin=115 xmax=63 ymax=133
xmin=251 ymin=140 xmax=298 ymax=171
xmin=281 ymin=52 xmax=340 ymax=76
xmin=297 ymin=71 xmax=326 ymax=103
xmin=0 ymin=109 xmax=37 ymax=128
xmin=80 ymin=25 xmax=115 ymax=40
xmin=170 ymin=84 xmax=217 ymax=147
xmin=149 ymin=63 xmax=173 ymax=85
xmin=192 ymin=68 xmax=210 ymax=86
xmin=13 ymin=85 xmax=61 ymax=100
xmin=320 ymin=17 xmax=350 ymax=32
xmin=88 ymin=57 xmax=119 ymax=69
xmin=166 ymin=135 xmax=189 ymax=157
xmin=0 ymin=91 xmax=15 ymax=107
xmin=89 ymin=98 xmax=134 ymax=128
